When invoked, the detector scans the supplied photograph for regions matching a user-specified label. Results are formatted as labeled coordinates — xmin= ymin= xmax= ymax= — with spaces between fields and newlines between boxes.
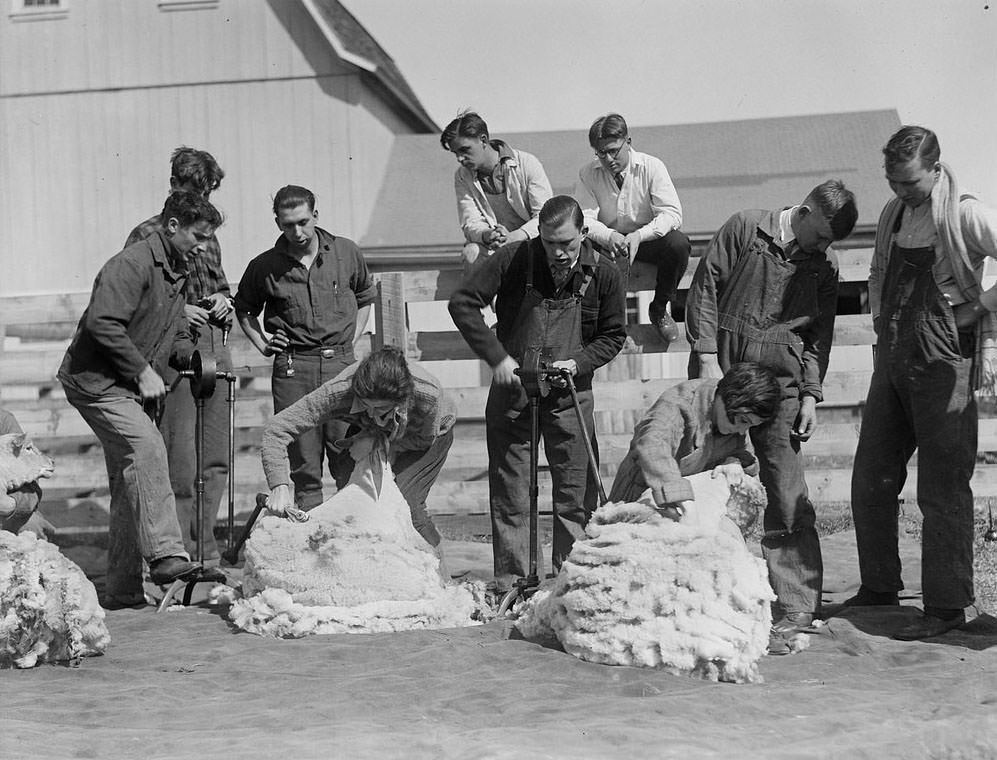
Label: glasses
xmin=594 ymin=140 xmax=629 ymax=160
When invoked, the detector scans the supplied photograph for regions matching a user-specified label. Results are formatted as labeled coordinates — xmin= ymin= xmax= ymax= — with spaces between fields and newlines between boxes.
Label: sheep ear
xmin=10 ymin=434 xmax=26 ymax=455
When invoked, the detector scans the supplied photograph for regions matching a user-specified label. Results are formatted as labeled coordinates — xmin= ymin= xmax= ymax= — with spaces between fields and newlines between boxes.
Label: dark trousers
xmin=272 ymin=350 xmax=354 ymax=509
xmin=851 ymin=321 xmax=976 ymax=609
xmin=485 ymin=384 xmax=599 ymax=591
xmin=750 ymin=390 xmax=823 ymax=616
xmin=613 ymin=229 xmax=692 ymax=313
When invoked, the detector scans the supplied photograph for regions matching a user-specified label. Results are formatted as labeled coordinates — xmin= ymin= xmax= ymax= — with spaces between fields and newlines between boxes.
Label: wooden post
xmin=373 ymin=273 xmax=407 ymax=354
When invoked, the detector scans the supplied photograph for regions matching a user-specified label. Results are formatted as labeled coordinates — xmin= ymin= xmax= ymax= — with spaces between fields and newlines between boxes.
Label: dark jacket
xmin=58 ymin=231 xmax=194 ymax=398
xmin=448 ymin=237 xmax=626 ymax=389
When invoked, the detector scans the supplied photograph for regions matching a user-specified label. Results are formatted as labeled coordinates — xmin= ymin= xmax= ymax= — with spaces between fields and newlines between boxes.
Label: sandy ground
xmin=2 ymin=531 xmax=997 ymax=760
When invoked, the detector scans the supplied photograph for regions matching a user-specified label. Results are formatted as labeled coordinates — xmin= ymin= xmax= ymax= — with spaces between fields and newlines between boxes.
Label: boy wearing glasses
xmin=684 ymin=179 xmax=858 ymax=644
xmin=575 ymin=113 xmax=692 ymax=346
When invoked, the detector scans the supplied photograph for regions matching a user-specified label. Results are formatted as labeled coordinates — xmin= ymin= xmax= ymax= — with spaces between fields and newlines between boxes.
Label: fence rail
xmin=4 ymin=244 xmax=989 ymax=538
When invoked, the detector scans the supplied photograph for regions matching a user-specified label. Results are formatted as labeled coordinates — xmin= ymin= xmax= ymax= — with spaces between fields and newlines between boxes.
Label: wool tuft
xmin=0 ymin=530 xmax=109 ymax=668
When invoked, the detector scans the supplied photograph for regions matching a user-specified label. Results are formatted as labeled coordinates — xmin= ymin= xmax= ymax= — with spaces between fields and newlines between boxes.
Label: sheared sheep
xmin=516 ymin=463 xmax=775 ymax=683
xmin=0 ymin=530 xmax=109 ymax=668
xmin=230 ymin=446 xmax=486 ymax=637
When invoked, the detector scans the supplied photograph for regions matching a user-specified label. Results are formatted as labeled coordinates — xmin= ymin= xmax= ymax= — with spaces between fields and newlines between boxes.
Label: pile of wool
xmin=516 ymin=464 xmax=775 ymax=683
xmin=0 ymin=530 xmax=109 ymax=668
xmin=231 ymin=444 xmax=486 ymax=638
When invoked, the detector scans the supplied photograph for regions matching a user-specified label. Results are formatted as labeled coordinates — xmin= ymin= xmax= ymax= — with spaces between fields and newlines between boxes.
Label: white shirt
xmin=574 ymin=148 xmax=683 ymax=249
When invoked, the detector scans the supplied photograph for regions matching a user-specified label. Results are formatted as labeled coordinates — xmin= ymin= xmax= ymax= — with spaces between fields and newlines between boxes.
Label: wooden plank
xmin=373 ymin=273 xmax=407 ymax=350
xmin=408 ymin=314 xmax=876 ymax=363
xmin=395 ymin=251 xmax=873 ymax=305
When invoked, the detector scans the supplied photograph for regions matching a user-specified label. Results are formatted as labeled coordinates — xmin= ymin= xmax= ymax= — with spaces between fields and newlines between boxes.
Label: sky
xmin=345 ymin=0 xmax=997 ymax=201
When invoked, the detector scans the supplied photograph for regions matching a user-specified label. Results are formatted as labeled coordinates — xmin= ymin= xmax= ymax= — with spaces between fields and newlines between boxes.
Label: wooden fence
xmin=4 ymin=244 xmax=997 ymax=537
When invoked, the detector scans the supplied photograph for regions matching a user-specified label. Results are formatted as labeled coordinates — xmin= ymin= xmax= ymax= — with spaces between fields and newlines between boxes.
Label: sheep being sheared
xmin=516 ymin=463 xmax=775 ymax=683
xmin=0 ymin=530 xmax=109 ymax=668
xmin=230 ymin=443 xmax=486 ymax=637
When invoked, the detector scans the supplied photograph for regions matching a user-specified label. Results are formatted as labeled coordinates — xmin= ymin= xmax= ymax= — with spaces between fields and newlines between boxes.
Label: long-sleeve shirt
xmin=685 ymin=209 xmax=838 ymax=401
xmin=454 ymin=141 xmax=553 ymax=244
xmin=448 ymin=238 xmax=626 ymax=389
xmin=234 ymin=228 xmax=377 ymax=351
xmin=261 ymin=361 xmax=456 ymax=488
xmin=574 ymin=148 xmax=683 ymax=249
xmin=58 ymin=231 xmax=194 ymax=398
xmin=622 ymin=379 xmax=756 ymax=504
xmin=126 ymin=215 xmax=230 ymax=304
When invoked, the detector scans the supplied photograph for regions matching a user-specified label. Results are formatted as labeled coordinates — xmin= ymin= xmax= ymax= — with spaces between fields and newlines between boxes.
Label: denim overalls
xmin=851 ymin=239 xmax=977 ymax=609
xmin=485 ymin=252 xmax=601 ymax=592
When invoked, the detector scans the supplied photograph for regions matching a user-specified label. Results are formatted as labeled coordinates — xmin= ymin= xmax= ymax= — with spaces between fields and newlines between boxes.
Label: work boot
xmin=771 ymin=612 xmax=816 ymax=636
xmin=148 ymin=556 xmax=202 ymax=585
xmin=842 ymin=585 xmax=900 ymax=607
xmin=648 ymin=303 xmax=680 ymax=348
xmin=893 ymin=607 xmax=965 ymax=641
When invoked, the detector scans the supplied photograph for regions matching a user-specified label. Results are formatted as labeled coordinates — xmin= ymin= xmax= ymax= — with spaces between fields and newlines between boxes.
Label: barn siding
xmin=0 ymin=0 xmax=425 ymax=295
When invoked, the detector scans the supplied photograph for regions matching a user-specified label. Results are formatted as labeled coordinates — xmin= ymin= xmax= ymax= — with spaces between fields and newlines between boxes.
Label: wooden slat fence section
xmin=4 ymin=243 xmax=994 ymax=533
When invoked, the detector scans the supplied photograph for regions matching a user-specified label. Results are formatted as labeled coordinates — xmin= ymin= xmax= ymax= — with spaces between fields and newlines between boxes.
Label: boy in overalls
xmin=850 ymin=126 xmax=997 ymax=640
xmin=685 ymin=180 xmax=858 ymax=641
xmin=449 ymin=195 xmax=626 ymax=597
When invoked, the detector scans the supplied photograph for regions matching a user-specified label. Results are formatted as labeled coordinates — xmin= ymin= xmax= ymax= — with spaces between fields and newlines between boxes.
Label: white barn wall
xmin=0 ymin=0 xmax=423 ymax=295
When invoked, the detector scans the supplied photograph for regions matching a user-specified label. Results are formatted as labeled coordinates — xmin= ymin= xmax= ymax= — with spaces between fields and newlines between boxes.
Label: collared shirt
xmin=58 ymin=230 xmax=194 ymax=398
xmin=575 ymin=148 xmax=683 ymax=248
xmin=476 ymin=140 xmax=516 ymax=195
xmin=260 ymin=360 xmax=457 ymax=488
xmin=126 ymin=215 xmax=230 ymax=304
xmin=234 ymin=227 xmax=377 ymax=350
xmin=454 ymin=141 xmax=553 ymax=244
xmin=778 ymin=207 xmax=797 ymax=247
xmin=448 ymin=237 xmax=627 ymax=386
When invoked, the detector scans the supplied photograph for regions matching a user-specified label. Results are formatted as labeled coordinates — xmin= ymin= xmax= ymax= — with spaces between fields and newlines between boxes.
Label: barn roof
xmin=360 ymin=109 xmax=901 ymax=249
xmin=304 ymin=0 xmax=438 ymax=132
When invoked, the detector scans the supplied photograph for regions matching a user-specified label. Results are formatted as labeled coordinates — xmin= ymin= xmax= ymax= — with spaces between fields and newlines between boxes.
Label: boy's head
xmin=793 ymin=179 xmax=858 ymax=254
xmin=169 ymin=146 xmax=224 ymax=198
xmin=351 ymin=347 xmax=415 ymax=439
xmin=713 ymin=362 xmax=781 ymax=435
xmin=159 ymin=190 xmax=223 ymax=257
xmin=440 ymin=111 xmax=493 ymax=173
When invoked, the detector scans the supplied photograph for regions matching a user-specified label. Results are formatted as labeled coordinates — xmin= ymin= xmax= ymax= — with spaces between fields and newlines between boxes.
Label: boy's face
xmin=539 ymin=217 xmax=586 ymax=275
xmin=166 ymin=218 xmax=214 ymax=256
xmin=448 ymin=135 xmax=491 ymax=173
xmin=275 ymin=203 xmax=318 ymax=251
xmin=713 ymin=397 xmax=765 ymax=435
xmin=592 ymin=136 xmax=631 ymax=175
xmin=794 ymin=206 xmax=835 ymax=254
xmin=886 ymin=157 xmax=938 ymax=209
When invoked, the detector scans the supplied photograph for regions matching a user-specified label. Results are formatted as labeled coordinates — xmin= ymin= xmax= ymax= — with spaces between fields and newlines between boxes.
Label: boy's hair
xmin=804 ymin=179 xmax=858 ymax=241
xmin=160 ymin=189 xmax=223 ymax=229
xmin=170 ymin=146 xmax=224 ymax=193
xmin=538 ymin=195 xmax=584 ymax=230
xmin=882 ymin=125 xmax=941 ymax=171
xmin=351 ymin=347 xmax=415 ymax=406
xmin=272 ymin=185 xmax=316 ymax=215
xmin=440 ymin=110 xmax=489 ymax=151
xmin=588 ymin=113 xmax=629 ymax=147
xmin=716 ymin=362 xmax=781 ymax=421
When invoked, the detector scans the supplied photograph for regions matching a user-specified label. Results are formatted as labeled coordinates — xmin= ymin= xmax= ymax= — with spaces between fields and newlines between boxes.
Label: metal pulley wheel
xmin=188 ymin=350 xmax=217 ymax=399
